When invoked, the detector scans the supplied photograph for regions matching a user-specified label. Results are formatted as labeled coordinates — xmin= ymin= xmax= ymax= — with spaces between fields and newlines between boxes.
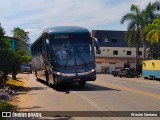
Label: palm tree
xmin=121 ymin=4 xmax=143 ymax=69
xmin=147 ymin=15 xmax=160 ymax=59
xmin=141 ymin=1 xmax=160 ymax=60
xmin=145 ymin=15 xmax=160 ymax=44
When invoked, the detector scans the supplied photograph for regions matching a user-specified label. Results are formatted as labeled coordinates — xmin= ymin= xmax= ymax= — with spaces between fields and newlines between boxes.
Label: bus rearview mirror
xmin=46 ymin=39 xmax=49 ymax=44
xmin=92 ymin=37 xmax=99 ymax=50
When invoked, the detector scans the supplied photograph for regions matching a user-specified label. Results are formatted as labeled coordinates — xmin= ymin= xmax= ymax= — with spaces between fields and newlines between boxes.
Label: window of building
xmin=104 ymin=38 xmax=109 ymax=42
xmin=110 ymin=38 xmax=117 ymax=43
xmin=127 ymin=51 xmax=131 ymax=55
xmin=113 ymin=50 xmax=118 ymax=55
xmin=98 ymin=38 xmax=102 ymax=42
xmin=96 ymin=50 xmax=101 ymax=54
xmin=138 ymin=51 xmax=142 ymax=55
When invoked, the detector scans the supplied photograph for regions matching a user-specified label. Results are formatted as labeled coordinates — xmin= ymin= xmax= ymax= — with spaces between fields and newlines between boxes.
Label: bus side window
xmin=42 ymin=37 xmax=46 ymax=52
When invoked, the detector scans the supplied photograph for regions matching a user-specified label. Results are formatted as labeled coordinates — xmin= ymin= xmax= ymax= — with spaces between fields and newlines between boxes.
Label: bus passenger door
xmin=45 ymin=38 xmax=53 ymax=82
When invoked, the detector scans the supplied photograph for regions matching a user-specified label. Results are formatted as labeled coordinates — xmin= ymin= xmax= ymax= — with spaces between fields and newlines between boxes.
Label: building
xmin=91 ymin=30 xmax=146 ymax=73
xmin=9 ymin=37 xmax=19 ymax=49
xmin=10 ymin=37 xmax=31 ymax=54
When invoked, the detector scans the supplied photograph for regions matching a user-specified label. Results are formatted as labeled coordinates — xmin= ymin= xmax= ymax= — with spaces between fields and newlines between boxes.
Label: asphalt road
xmin=15 ymin=73 xmax=160 ymax=120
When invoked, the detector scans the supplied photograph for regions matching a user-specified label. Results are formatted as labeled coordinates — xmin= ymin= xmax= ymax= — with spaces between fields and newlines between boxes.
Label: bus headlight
xmin=56 ymin=72 xmax=61 ymax=75
xmin=53 ymin=71 xmax=64 ymax=75
xmin=91 ymin=68 xmax=96 ymax=72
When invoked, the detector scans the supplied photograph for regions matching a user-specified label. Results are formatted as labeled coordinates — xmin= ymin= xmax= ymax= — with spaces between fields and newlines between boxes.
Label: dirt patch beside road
xmin=10 ymin=73 xmax=36 ymax=111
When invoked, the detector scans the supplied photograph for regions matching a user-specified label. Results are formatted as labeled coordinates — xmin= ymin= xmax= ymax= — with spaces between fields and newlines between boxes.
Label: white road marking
xmin=72 ymin=91 xmax=105 ymax=111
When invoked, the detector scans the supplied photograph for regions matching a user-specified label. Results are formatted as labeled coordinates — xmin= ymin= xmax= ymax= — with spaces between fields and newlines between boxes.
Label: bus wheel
xmin=53 ymin=78 xmax=57 ymax=86
xmin=48 ymin=80 xmax=53 ymax=88
xmin=79 ymin=81 xmax=86 ymax=87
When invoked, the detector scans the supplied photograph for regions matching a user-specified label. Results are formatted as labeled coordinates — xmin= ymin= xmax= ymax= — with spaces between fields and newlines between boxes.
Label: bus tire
xmin=79 ymin=81 xmax=86 ymax=87
xmin=53 ymin=78 xmax=58 ymax=86
xmin=48 ymin=81 xmax=53 ymax=88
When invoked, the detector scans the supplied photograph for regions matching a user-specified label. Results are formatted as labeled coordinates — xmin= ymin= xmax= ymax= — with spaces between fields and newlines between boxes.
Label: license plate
xmin=76 ymin=69 xmax=84 ymax=72
xmin=74 ymin=78 xmax=81 ymax=81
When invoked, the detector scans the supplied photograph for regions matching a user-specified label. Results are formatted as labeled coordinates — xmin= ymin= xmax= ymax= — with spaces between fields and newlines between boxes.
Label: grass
xmin=6 ymin=77 xmax=24 ymax=87
xmin=0 ymin=101 xmax=12 ymax=111
xmin=5 ymin=77 xmax=24 ymax=90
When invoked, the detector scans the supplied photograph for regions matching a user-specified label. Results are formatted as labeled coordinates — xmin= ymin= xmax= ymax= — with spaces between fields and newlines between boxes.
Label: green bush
xmin=0 ymin=101 xmax=12 ymax=111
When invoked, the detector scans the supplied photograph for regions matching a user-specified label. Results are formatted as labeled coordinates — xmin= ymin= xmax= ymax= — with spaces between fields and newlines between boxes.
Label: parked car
xmin=112 ymin=68 xmax=122 ymax=77
xmin=21 ymin=63 xmax=32 ymax=73
xmin=118 ymin=68 xmax=140 ymax=78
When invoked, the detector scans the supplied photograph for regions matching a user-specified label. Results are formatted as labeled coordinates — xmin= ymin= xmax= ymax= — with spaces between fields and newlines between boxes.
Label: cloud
xmin=0 ymin=0 xmax=158 ymax=42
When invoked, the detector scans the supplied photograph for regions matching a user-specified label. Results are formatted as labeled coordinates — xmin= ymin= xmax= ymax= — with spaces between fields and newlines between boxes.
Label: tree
xmin=12 ymin=27 xmax=30 ymax=50
xmin=0 ymin=49 xmax=15 ymax=81
xmin=0 ymin=24 xmax=11 ymax=82
xmin=10 ymin=49 xmax=31 ymax=80
xmin=0 ymin=25 xmax=31 ymax=82
xmin=121 ymin=4 xmax=143 ymax=69
xmin=145 ymin=15 xmax=160 ymax=44
xmin=0 ymin=24 xmax=10 ymax=48
xmin=145 ymin=15 xmax=160 ymax=59
xmin=11 ymin=27 xmax=31 ymax=80
xmin=0 ymin=49 xmax=31 ymax=81
xmin=16 ymin=50 xmax=31 ymax=63
xmin=120 ymin=1 xmax=160 ymax=65
xmin=141 ymin=1 xmax=160 ymax=60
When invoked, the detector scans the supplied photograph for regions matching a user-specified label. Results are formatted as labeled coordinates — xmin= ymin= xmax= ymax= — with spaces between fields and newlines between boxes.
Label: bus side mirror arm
xmin=46 ymin=39 xmax=50 ymax=52
xmin=92 ymin=37 xmax=100 ymax=51
xmin=46 ymin=39 xmax=49 ymax=45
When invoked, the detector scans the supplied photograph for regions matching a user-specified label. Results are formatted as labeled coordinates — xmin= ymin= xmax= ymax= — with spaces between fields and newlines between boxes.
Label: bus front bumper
xmin=53 ymin=71 xmax=96 ymax=84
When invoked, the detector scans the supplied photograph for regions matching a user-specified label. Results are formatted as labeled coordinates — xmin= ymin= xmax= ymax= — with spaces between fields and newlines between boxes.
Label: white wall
xmin=95 ymin=47 xmax=144 ymax=58
xmin=95 ymin=47 xmax=145 ymax=73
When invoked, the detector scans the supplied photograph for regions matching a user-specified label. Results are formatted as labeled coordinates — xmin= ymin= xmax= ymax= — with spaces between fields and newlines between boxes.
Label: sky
xmin=0 ymin=0 xmax=159 ymax=43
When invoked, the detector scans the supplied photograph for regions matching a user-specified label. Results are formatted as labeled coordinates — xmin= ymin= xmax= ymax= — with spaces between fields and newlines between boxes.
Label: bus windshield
xmin=50 ymin=34 xmax=94 ymax=67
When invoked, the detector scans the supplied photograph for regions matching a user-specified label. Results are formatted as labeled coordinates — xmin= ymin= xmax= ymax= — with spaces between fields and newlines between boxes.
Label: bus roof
xmin=31 ymin=26 xmax=90 ymax=46
xmin=43 ymin=26 xmax=89 ymax=34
